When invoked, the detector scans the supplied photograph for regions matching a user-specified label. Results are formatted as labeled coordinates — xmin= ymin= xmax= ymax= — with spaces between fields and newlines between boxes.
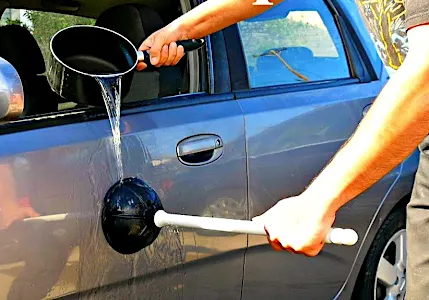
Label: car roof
xmin=1 ymin=0 xmax=173 ymax=19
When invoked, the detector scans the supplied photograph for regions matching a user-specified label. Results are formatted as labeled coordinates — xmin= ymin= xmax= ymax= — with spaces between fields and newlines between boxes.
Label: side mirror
xmin=0 ymin=57 xmax=24 ymax=121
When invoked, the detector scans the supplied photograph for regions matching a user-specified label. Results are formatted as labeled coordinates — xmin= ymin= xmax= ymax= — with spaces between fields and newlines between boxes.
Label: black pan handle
xmin=176 ymin=39 xmax=206 ymax=51
xmin=137 ymin=38 xmax=205 ymax=68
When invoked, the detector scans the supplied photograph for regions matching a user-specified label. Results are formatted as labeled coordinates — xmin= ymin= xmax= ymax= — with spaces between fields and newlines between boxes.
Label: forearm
xmin=0 ymin=164 xmax=18 ymax=210
xmin=172 ymin=0 xmax=284 ymax=38
xmin=304 ymin=54 xmax=429 ymax=214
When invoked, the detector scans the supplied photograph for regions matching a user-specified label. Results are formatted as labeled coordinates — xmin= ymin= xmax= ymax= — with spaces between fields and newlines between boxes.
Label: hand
xmin=252 ymin=194 xmax=336 ymax=257
xmin=0 ymin=198 xmax=39 ymax=230
xmin=137 ymin=23 xmax=188 ymax=71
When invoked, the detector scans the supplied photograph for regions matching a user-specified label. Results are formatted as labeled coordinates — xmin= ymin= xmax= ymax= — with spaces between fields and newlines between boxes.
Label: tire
xmin=352 ymin=207 xmax=407 ymax=300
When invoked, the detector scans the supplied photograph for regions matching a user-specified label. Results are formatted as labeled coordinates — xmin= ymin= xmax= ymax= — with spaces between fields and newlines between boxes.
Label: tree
xmin=24 ymin=10 xmax=95 ymax=63
xmin=5 ymin=18 xmax=31 ymax=31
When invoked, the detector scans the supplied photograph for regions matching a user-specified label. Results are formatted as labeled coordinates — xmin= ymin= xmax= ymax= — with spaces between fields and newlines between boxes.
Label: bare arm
xmin=252 ymin=25 xmax=429 ymax=256
xmin=0 ymin=164 xmax=38 ymax=229
xmin=304 ymin=25 xmax=429 ymax=214
xmin=137 ymin=0 xmax=283 ymax=69
xmin=171 ymin=0 xmax=284 ymax=39
xmin=0 ymin=164 xmax=17 ymax=210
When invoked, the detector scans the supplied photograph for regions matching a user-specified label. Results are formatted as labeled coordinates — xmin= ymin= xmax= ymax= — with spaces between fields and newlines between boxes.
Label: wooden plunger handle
xmin=154 ymin=210 xmax=359 ymax=246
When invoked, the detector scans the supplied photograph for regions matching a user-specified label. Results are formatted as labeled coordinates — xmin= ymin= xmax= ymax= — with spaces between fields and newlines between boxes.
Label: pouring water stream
xmin=95 ymin=76 xmax=124 ymax=181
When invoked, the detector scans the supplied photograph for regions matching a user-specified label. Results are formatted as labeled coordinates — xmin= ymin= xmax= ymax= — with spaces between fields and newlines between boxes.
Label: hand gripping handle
xmin=137 ymin=38 xmax=205 ymax=67
xmin=154 ymin=210 xmax=358 ymax=246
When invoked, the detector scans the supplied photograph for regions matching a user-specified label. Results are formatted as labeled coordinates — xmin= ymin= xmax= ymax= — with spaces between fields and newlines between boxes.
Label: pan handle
xmin=176 ymin=39 xmax=206 ymax=51
xmin=137 ymin=38 xmax=206 ymax=66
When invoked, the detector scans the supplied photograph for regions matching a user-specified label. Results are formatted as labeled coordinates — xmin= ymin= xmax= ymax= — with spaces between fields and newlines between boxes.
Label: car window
xmin=237 ymin=0 xmax=351 ymax=88
xmin=1 ymin=9 xmax=95 ymax=70
xmin=0 ymin=7 xmax=204 ymax=125
xmin=1 ymin=9 xmax=96 ymax=111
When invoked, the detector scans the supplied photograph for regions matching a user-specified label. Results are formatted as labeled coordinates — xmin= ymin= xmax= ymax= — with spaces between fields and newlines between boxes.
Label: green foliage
xmin=5 ymin=18 xmax=31 ymax=31
xmin=24 ymin=10 xmax=95 ymax=63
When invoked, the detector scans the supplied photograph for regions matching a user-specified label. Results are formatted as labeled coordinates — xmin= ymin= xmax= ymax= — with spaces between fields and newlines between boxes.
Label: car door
xmin=229 ymin=0 xmax=403 ymax=298
xmin=0 ymin=27 xmax=247 ymax=300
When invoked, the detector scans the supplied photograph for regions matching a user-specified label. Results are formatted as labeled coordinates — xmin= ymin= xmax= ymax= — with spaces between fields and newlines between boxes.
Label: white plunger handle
xmin=154 ymin=210 xmax=358 ymax=246
xmin=23 ymin=213 xmax=71 ymax=222
xmin=20 ymin=211 xmax=359 ymax=246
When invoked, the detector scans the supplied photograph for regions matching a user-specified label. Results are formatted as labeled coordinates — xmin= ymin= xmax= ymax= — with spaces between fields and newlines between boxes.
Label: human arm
xmin=136 ymin=0 xmax=283 ymax=70
xmin=306 ymin=26 xmax=429 ymax=214
xmin=0 ymin=163 xmax=38 ymax=230
xmin=253 ymin=24 xmax=429 ymax=256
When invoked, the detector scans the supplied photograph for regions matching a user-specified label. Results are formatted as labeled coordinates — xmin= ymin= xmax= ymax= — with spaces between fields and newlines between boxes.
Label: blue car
xmin=0 ymin=0 xmax=414 ymax=299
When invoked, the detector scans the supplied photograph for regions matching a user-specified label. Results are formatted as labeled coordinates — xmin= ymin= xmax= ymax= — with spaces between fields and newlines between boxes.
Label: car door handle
xmin=177 ymin=134 xmax=223 ymax=166
xmin=363 ymin=104 xmax=372 ymax=117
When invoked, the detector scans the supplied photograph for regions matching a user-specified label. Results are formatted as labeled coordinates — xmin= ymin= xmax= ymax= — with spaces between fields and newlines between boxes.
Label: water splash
xmin=95 ymin=76 xmax=124 ymax=181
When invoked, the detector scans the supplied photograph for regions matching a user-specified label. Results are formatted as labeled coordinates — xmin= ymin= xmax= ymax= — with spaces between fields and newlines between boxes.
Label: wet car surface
xmin=0 ymin=0 xmax=415 ymax=299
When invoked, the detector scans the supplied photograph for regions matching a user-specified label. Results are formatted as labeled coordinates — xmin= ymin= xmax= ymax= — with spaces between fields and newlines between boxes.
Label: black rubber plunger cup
xmin=101 ymin=177 xmax=163 ymax=255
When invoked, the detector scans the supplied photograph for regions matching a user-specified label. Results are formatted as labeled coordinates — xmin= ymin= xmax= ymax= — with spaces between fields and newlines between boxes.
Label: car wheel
xmin=352 ymin=207 xmax=407 ymax=300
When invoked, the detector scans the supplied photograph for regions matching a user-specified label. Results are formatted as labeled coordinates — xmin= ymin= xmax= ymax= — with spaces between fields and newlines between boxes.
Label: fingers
xmin=173 ymin=45 xmax=185 ymax=65
xmin=147 ymin=34 xmax=167 ymax=66
xmin=264 ymin=227 xmax=323 ymax=257
xmin=267 ymin=238 xmax=285 ymax=251
xmin=136 ymin=42 xmax=185 ymax=71
xmin=156 ymin=45 xmax=169 ymax=67
xmin=252 ymin=209 xmax=272 ymax=222
xmin=22 ymin=206 xmax=40 ymax=218
xmin=164 ymin=42 xmax=178 ymax=66
xmin=139 ymin=35 xmax=153 ymax=52
xmin=164 ymin=43 xmax=185 ymax=66
xmin=137 ymin=31 xmax=166 ymax=66
xmin=136 ymin=62 xmax=148 ymax=71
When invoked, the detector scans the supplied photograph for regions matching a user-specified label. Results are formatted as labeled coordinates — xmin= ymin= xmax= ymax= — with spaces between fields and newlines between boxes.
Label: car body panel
xmin=225 ymin=0 xmax=416 ymax=298
xmin=237 ymin=78 xmax=404 ymax=299
xmin=0 ymin=0 xmax=419 ymax=298
xmin=0 ymin=93 xmax=248 ymax=299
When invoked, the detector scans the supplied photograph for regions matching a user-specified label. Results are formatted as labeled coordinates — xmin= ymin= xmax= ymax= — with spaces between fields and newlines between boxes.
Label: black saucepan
xmin=47 ymin=25 xmax=205 ymax=107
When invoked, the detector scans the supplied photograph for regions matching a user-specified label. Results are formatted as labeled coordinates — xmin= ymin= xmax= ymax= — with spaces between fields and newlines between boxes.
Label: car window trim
xmin=233 ymin=77 xmax=360 ymax=100
xmin=0 ymin=91 xmax=236 ymax=136
xmin=223 ymin=25 xmax=250 ymax=91
xmin=0 ymin=33 xmax=230 ymax=135
xmin=225 ymin=0 xmax=374 ymax=91
xmin=328 ymin=0 xmax=378 ymax=81
xmin=210 ymin=30 xmax=232 ymax=94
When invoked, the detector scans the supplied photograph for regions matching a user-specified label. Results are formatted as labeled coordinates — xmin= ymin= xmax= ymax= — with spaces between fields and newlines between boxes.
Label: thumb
xmin=140 ymin=32 xmax=167 ymax=66
xmin=139 ymin=35 xmax=153 ymax=52
xmin=149 ymin=34 xmax=167 ymax=66
xmin=21 ymin=206 xmax=39 ymax=219
xmin=252 ymin=214 xmax=265 ymax=223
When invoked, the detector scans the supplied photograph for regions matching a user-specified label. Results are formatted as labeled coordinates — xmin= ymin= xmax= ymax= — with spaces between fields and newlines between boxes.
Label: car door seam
xmin=235 ymin=95 xmax=249 ymax=300
xmin=333 ymin=162 xmax=404 ymax=299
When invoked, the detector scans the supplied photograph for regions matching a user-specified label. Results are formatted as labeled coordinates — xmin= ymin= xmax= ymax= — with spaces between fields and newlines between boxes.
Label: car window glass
xmin=0 ymin=7 xmax=202 ymax=125
xmin=237 ymin=0 xmax=351 ymax=88
xmin=0 ymin=9 xmax=95 ymax=111
xmin=1 ymin=9 xmax=95 ymax=70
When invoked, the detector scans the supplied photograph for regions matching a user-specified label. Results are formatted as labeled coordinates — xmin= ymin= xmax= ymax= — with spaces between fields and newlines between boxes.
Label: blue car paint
xmin=0 ymin=0 xmax=418 ymax=299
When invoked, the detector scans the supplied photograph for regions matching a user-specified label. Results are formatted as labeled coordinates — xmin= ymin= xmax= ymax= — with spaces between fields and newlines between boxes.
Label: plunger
xmin=22 ymin=210 xmax=358 ymax=244
xmin=21 ymin=177 xmax=358 ymax=254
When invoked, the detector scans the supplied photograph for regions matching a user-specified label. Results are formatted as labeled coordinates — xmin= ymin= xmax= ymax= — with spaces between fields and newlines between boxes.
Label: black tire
xmin=352 ymin=206 xmax=406 ymax=300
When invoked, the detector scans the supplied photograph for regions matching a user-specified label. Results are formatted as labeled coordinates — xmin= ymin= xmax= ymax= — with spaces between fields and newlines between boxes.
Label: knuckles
xmin=267 ymin=233 xmax=323 ymax=257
